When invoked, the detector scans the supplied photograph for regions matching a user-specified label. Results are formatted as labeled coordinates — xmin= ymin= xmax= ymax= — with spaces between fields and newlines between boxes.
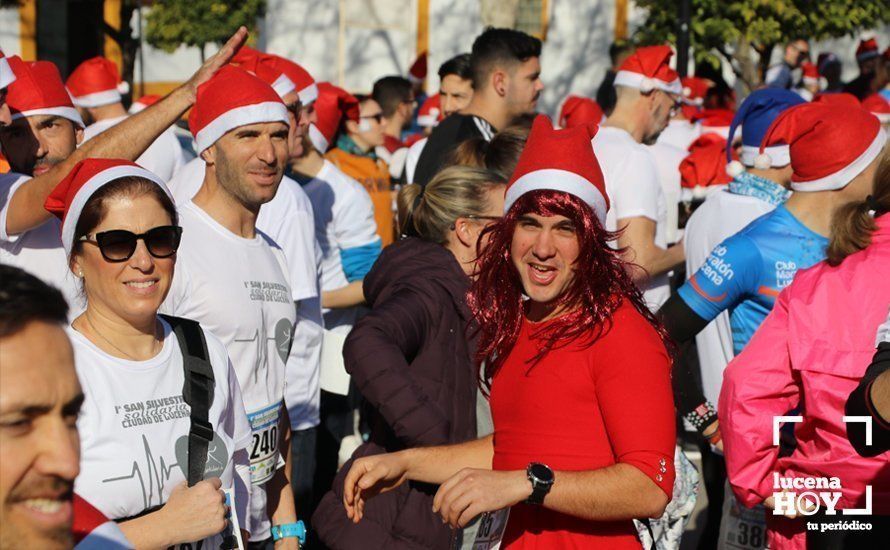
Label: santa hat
xmin=812 ymin=92 xmax=862 ymax=108
xmin=504 ymin=115 xmax=608 ymax=223
xmin=73 ymin=494 xmax=132 ymax=548
xmin=128 ymin=94 xmax=162 ymax=114
xmin=801 ymin=62 xmax=820 ymax=87
xmin=755 ymin=103 xmax=886 ymax=191
xmin=66 ymin=57 xmax=129 ymax=108
xmin=614 ymin=45 xmax=681 ymax=94
xmin=558 ymin=95 xmax=604 ymax=129
xmin=725 ymin=88 xmax=804 ymax=176
xmin=408 ymin=52 xmax=427 ymax=84
xmin=681 ymin=138 xmax=733 ymax=199
xmin=416 ymin=94 xmax=441 ymax=128
xmin=0 ymin=49 xmax=15 ymax=90
xmin=862 ymin=94 xmax=890 ymax=124
xmin=5 ymin=57 xmax=84 ymax=128
xmin=692 ymin=109 xmax=735 ymax=140
xmin=233 ymin=46 xmax=318 ymax=105
xmin=188 ymin=65 xmax=289 ymax=153
xmin=680 ymin=76 xmax=712 ymax=106
xmin=856 ymin=38 xmax=880 ymax=63
xmin=308 ymin=82 xmax=359 ymax=153
xmin=44 ymin=159 xmax=171 ymax=255
xmin=235 ymin=53 xmax=297 ymax=99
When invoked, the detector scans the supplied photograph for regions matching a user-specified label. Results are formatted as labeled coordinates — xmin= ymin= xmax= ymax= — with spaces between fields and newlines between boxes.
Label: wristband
xmin=271 ymin=521 xmax=306 ymax=544
xmin=683 ymin=402 xmax=718 ymax=434
xmin=707 ymin=429 xmax=722 ymax=446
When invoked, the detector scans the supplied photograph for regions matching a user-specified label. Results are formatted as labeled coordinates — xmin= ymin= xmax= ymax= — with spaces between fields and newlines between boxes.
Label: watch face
xmin=530 ymin=463 xmax=554 ymax=483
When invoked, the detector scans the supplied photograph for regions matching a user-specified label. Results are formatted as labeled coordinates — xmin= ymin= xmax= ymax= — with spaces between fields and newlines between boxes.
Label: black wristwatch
xmin=525 ymin=462 xmax=554 ymax=505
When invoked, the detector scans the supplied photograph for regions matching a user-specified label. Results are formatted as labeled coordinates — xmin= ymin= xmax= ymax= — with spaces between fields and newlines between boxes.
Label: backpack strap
xmin=159 ymin=314 xmax=215 ymax=487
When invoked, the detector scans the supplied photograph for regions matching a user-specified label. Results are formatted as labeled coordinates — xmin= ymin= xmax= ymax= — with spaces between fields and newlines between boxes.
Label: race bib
xmin=246 ymin=402 xmax=281 ymax=486
xmin=718 ymin=482 xmax=767 ymax=550
xmin=472 ymin=509 xmax=510 ymax=550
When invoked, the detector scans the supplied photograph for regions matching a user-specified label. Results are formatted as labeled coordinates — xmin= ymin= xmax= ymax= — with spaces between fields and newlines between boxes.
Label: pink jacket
xmin=719 ymin=215 xmax=890 ymax=549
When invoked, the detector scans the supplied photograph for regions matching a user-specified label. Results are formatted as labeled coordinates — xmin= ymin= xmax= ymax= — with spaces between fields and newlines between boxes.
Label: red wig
xmin=467 ymin=189 xmax=668 ymax=388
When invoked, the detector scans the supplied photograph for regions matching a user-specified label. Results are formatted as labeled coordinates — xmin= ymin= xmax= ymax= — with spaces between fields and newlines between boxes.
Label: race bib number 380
xmin=246 ymin=402 xmax=281 ymax=486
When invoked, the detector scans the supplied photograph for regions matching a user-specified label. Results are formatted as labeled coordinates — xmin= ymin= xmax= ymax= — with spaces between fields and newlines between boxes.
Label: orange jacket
xmin=326 ymin=148 xmax=395 ymax=247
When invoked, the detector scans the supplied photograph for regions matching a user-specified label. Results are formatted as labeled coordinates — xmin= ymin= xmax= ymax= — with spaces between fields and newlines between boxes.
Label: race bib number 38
xmin=246 ymin=402 xmax=281 ymax=486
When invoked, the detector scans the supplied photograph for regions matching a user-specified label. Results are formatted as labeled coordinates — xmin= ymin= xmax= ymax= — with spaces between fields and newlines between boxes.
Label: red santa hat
xmin=408 ymin=51 xmax=427 ymax=84
xmin=862 ymin=94 xmax=890 ymax=124
xmin=505 ymin=115 xmax=608 ymax=223
xmin=558 ymin=95 xmax=604 ymax=129
xmin=755 ymin=103 xmax=886 ymax=191
xmin=235 ymin=53 xmax=297 ymax=99
xmin=680 ymin=76 xmax=712 ymax=106
xmin=856 ymin=38 xmax=880 ymax=63
xmin=0 ymin=49 xmax=15 ymax=89
xmin=801 ymin=62 xmax=820 ymax=87
xmin=812 ymin=92 xmax=862 ymax=108
xmin=233 ymin=46 xmax=318 ymax=105
xmin=308 ymin=82 xmax=359 ymax=153
xmin=681 ymin=137 xmax=733 ymax=199
xmin=614 ymin=45 xmax=681 ymax=95
xmin=188 ymin=65 xmax=289 ymax=153
xmin=5 ymin=57 xmax=84 ymax=128
xmin=65 ymin=57 xmax=129 ymax=108
xmin=44 ymin=159 xmax=171 ymax=255
xmin=128 ymin=94 xmax=162 ymax=114
xmin=416 ymin=94 xmax=441 ymax=128
xmin=692 ymin=108 xmax=735 ymax=140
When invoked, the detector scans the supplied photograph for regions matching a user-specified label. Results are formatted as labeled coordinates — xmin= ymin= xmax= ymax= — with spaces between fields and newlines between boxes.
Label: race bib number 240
xmin=246 ymin=402 xmax=281 ymax=486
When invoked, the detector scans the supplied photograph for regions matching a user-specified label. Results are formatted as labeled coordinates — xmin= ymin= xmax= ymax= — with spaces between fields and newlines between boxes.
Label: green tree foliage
xmin=145 ymin=0 xmax=265 ymax=60
xmin=635 ymin=0 xmax=890 ymax=91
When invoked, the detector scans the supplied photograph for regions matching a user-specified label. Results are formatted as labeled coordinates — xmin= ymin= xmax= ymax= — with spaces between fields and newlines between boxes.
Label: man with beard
xmin=413 ymin=28 xmax=543 ymax=185
xmin=593 ymin=45 xmax=685 ymax=312
xmin=340 ymin=116 xmax=676 ymax=548
xmin=0 ymin=30 xmax=249 ymax=315
xmin=0 ymin=58 xmax=86 ymax=311
xmin=162 ymin=65 xmax=303 ymax=549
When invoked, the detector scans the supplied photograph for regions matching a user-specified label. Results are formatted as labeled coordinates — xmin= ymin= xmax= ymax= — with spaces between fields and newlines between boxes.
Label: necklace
xmin=82 ymin=314 xmax=160 ymax=361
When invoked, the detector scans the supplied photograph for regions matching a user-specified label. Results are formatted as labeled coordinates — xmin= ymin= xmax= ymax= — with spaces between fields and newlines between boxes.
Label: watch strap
xmin=271 ymin=521 xmax=307 ymax=543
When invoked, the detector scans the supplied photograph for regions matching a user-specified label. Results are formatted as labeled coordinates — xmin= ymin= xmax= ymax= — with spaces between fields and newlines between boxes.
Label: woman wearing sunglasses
xmin=312 ymin=165 xmax=506 ymax=549
xmin=45 ymin=159 xmax=252 ymax=549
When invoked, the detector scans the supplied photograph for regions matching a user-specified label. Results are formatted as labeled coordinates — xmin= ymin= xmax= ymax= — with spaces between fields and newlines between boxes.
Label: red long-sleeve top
xmin=489 ymin=301 xmax=676 ymax=549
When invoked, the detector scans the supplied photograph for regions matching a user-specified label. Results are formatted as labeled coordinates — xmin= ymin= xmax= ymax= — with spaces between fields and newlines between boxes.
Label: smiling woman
xmin=42 ymin=158 xmax=253 ymax=549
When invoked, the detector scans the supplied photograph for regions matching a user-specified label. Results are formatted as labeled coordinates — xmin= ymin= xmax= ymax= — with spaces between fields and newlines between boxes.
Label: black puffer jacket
xmin=313 ymin=237 xmax=479 ymax=549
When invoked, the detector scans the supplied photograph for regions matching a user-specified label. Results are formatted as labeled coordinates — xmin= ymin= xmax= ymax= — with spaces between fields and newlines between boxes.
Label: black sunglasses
xmin=78 ymin=225 xmax=183 ymax=262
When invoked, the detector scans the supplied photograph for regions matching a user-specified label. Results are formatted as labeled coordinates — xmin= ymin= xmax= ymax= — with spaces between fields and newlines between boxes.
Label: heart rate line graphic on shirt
xmin=234 ymin=316 xmax=294 ymax=390
xmin=103 ymin=434 xmax=179 ymax=510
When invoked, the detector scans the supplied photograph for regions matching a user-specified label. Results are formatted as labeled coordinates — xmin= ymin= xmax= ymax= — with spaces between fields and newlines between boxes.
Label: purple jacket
xmin=313 ymin=237 xmax=479 ymax=549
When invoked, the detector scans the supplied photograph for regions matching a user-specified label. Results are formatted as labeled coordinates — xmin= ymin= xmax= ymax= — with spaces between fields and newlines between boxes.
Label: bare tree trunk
xmin=732 ymin=34 xmax=759 ymax=94
xmin=480 ymin=0 xmax=520 ymax=28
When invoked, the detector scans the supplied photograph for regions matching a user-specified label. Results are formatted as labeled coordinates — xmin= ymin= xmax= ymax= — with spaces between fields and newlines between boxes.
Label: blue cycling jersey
xmin=677 ymin=205 xmax=828 ymax=354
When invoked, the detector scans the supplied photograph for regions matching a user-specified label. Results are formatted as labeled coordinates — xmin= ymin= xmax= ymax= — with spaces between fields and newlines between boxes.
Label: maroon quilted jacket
xmin=313 ymin=237 xmax=479 ymax=549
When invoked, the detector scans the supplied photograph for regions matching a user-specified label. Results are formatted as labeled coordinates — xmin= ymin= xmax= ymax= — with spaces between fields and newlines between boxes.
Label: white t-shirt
xmin=162 ymin=201 xmax=297 ymax=540
xmin=592 ymin=126 xmax=671 ymax=311
xmin=300 ymin=160 xmax=379 ymax=332
xmin=70 ymin=319 xmax=251 ymax=549
xmin=82 ymin=116 xmax=185 ymax=182
xmin=683 ymin=188 xmax=779 ymax=407
xmin=0 ymin=172 xmax=83 ymax=317
xmin=648 ymin=142 xmax=688 ymax=245
xmin=656 ymin=118 xmax=702 ymax=151
xmin=405 ymin=137 xmax=428 ymax=184
xmin=168 ymin=159 xmax=322 ymax=430
xmin=168 ymin=158 xmax=318 ymax=302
